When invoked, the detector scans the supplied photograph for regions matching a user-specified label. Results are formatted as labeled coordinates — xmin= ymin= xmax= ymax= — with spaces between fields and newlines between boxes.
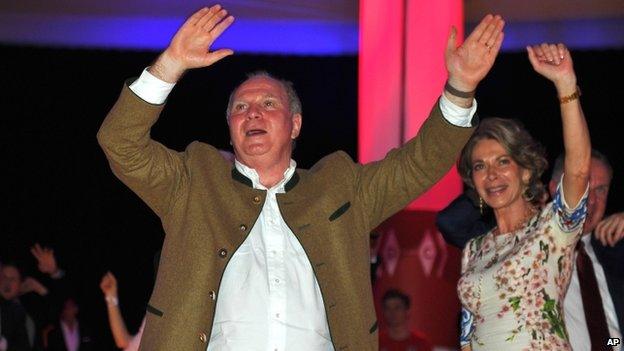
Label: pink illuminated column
xmin=359 ymin=0 xmax=465 ymax=211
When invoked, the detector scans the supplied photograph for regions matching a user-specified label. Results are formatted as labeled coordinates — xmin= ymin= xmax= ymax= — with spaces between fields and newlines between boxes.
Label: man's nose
xmin=246 ymin=105 xmax=262 ymax=119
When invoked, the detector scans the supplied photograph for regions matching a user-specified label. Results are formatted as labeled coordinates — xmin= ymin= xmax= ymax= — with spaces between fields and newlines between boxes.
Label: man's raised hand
xmin=149 ymin=5 xmax=235 ymax=83
xmin=31 ymin=243 xmax=59 ymax=276
xmin=445 ymin=15 xmax=504 ymax=100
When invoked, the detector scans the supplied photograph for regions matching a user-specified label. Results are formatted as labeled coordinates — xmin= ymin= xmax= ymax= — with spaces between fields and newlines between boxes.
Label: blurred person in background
xmin=379 ymin=289 xmax=431 ymax=351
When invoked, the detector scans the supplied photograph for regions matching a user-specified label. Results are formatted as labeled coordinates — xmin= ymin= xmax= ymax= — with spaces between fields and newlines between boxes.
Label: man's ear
xmin=291 ymin=113 xmax=302 ymax=139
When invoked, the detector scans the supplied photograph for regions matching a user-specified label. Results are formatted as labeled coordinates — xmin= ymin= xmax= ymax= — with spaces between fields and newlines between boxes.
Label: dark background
xmin=1 ymin=45 xmax=622 ymax=349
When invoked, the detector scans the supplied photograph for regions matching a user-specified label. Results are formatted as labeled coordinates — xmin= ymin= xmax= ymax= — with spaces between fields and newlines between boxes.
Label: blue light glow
xmin=469 ymin=18 xmax=624 ymax=52
xmin=0 ymin=13 xmax=359 ymax=55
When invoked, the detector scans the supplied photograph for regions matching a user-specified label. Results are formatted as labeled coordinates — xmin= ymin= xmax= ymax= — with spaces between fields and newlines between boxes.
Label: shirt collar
xmin=581 ymin=232 xmax=592 ymax=247
xmin=234 ymin=159 xmax=297 ymax=192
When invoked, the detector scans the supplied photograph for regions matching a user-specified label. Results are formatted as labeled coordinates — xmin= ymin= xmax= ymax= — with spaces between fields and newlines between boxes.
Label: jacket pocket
xmin=329 ymin=201 xmax=351 ymax=221
xmin=369 ymin=320 xmax=378 ymax=334
xmin=146 ymin=303 xmax=164 ymax=317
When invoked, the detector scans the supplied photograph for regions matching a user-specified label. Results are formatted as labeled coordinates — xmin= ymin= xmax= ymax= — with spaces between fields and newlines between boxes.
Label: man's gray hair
xmin=225 ymin=71 xmax=302 ymax=119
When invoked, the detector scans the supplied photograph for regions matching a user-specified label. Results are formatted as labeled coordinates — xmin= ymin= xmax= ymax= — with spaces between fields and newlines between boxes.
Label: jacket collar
xmin=231 ymin=167 xmax=300 ymax=193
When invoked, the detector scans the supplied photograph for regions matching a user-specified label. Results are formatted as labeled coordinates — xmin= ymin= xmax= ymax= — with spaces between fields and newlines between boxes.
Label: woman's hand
xmin=527 ymin=43 xmax=577 ymax=95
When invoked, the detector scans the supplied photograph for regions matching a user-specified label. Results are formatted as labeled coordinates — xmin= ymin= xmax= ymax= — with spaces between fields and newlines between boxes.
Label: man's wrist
xmin=444 ymin=81 xmax=475 ymax=99
xmin=439 ymin=93 xmax=477 ymax=127
xmin=149 ymin=51 xmax=186 ymax=83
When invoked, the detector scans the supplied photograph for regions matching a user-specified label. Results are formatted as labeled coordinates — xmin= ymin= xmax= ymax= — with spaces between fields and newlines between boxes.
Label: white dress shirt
xmin=129 ymin=68 xmax=476 ymax=350
xmin=60 ymin=321 xmax=80 ymax=351
xmin=564 ymin=234 xmax=622 ymax=351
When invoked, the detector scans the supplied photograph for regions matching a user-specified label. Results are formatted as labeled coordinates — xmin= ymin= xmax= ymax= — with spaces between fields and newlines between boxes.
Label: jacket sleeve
xmin=436 ymin=192 xmax=493 ymax=249
xmin=353 ymin=100 xmax=476 ymax=230
xmin=97 ymin=82 xmax=188 ymax=219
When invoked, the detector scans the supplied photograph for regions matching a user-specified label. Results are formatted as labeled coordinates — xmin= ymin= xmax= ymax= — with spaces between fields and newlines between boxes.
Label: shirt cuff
xmin=439 ymin=92 xmax=477 ymax=127
xmin=129 ymin=68 xmax=176 ymax=105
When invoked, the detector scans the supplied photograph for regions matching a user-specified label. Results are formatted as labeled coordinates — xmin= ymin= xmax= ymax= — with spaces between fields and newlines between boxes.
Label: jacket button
xmin=239 ymin=224 xmax=247 ymax=231
xmin=209 ymin=290 xmax=216 ymax=300
xmin=218 ymin=249 xmax=228 ymax=258
xmin=253 ymin=196 xmax=261 ymax=204
xmin=199 ymin=332 xmax=207 ymax=343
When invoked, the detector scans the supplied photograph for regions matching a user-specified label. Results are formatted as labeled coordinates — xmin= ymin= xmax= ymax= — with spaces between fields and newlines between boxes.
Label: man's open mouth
xmin=246 ymin=129 xmax=267 ymax=136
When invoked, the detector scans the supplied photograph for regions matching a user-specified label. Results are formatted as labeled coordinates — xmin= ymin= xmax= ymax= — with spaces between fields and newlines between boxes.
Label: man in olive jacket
xmin=97 ymin=5 xmax=504 ymax=351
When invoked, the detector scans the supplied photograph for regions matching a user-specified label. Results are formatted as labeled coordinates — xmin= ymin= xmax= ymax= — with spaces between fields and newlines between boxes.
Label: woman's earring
xmin=479 ymin=197 xmax=484 ymax=215
xmin=522 ymin=185 xmax=534 ymax=202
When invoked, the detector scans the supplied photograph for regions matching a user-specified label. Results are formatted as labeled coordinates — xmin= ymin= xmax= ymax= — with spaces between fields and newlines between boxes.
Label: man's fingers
xmin=203 ymin=9 xmax=229 ymax=32
xmin=466 ymin=14 xmax=494 ymax=43
xmin=196 ymin=5 xmax=222 ymax=29
xmin=32 ymin=243 xmax=43 ymax=255
xmin=606 ymin=219 xmax=624 ymax=246
xmin=488 ymin=30 xmax=504 ymax=56
xmin=616 ymin=220 xmax=624 ymax=237
xmin=205 ymin=48 xmax=234 ymax=66
xmin=478 ymin=15 xmax=503 ymax=46
xmin=210 ymin=15 xmax=235 ymax=39
xmin=598 ymin=231 xmax=608 ymax=246
xmin=596 ymin=220 xmax=606 ymax=235
xmin=485 ymin=19 xmax=504 ymax=48
xmin=445 ymin=26 xmax=457 ymax=55
xmin=603 ymin=218 xmax=616 ymax=234
xmin=185 ymin=7 xmax=211 ymax=27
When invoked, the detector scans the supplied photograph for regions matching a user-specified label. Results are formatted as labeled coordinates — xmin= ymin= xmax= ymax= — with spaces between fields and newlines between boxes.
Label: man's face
xmin=583 ymin=161 xmax=611 ymax=234
xmin=382 ymin=297 xmax=409 ymax=328
xmin=0 ymin=265 xmax=22 ymax=300
xmin=61 ymin=298 xmax=79 ymax=322
xmin=227 ymin=76 xmax=302 ymax=166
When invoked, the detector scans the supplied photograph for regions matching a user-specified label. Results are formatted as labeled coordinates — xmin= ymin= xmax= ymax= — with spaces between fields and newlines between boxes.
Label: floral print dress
xmin=458 ymin=181 xmax=588 ymax=350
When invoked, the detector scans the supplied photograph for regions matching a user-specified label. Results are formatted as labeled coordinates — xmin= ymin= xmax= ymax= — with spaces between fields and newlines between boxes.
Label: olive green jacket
xmin=97 ymin=83 xmax=475 ymax=351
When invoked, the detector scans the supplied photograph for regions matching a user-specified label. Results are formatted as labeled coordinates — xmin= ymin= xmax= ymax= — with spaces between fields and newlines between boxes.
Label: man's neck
xmin=237 ymin=156 xmax=292 ymax=189
xmin=386 ymin=325 xmax=411 ymax=341
xmin=62 ymin=319 xmax=77 ymax=331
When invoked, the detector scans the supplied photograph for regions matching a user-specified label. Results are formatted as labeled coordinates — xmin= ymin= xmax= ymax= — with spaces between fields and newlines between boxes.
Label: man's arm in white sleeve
xmin=439 ymin=92 xmax=477 ymax=128
xmin=129 ymin=68 xmax=176 ymax=105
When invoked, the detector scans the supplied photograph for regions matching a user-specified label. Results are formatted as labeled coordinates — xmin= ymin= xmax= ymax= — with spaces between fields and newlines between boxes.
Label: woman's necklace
xmin=485 ymin=205 xmax=537 ymax=269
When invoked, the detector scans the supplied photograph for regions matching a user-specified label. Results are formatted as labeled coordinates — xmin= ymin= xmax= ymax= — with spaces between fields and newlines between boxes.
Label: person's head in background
xmin=382 ymin=289 xmax=411 ymax=329
xmin=60 ymin=297 xmax=80 ymax=325
xmin=549 ymin=150 xmax=613 ymax=235
xmin=0 ymin=262 xmax=23 ymax=301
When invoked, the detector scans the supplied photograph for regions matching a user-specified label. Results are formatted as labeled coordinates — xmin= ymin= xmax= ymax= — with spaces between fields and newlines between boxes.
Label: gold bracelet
xmin=559 ymin=86 xmax=581 ymax=104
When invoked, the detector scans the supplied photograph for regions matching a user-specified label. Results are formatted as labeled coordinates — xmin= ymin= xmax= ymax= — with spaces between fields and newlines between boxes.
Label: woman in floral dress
xmin=456 ymin=43 xmax=591 ymax=350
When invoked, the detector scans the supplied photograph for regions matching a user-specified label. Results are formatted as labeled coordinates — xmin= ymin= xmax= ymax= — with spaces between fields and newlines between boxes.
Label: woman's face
xmin=471 ymin=138 xmax=530 ymax=210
